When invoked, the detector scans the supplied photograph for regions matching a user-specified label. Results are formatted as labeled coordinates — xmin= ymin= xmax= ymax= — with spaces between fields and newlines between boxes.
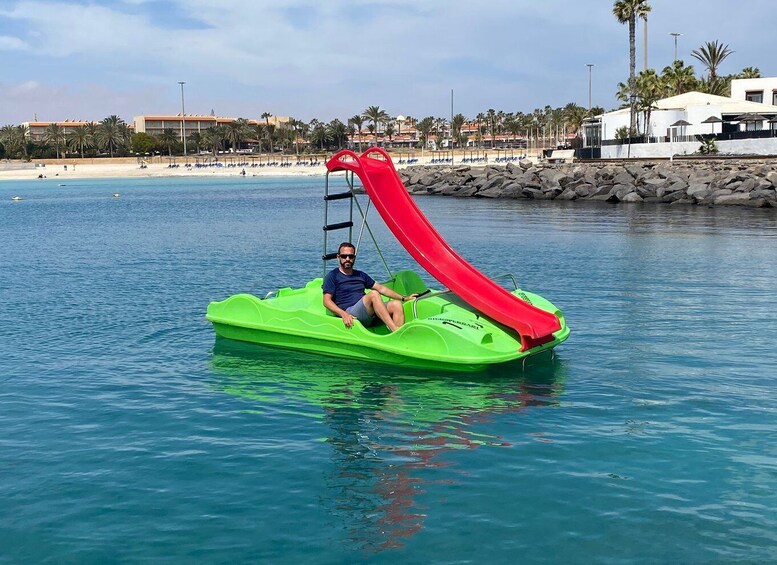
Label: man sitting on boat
xmin=323 ymin=242 xmax=417 ymax=332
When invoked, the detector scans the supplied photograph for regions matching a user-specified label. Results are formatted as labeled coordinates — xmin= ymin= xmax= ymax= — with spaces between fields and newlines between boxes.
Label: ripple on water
xmin=2 ymin=178 xmax=777 ymax=562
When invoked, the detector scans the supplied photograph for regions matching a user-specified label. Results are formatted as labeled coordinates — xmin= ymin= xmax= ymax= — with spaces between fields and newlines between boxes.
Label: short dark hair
xmin=338 ymin=242 xmax=356 ymax=254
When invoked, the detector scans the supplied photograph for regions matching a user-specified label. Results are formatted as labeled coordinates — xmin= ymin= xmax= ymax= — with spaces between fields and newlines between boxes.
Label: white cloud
xmin=0 ymin=35 xmax=27 ymax=50
xmin=9 ymin=80 xmax=40 ymax=96
xmin=1 ymin=0 xmax=776 ymax=124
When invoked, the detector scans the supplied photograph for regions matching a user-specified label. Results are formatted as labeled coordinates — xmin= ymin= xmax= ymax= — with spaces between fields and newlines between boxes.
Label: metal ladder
xmin=322 ymin=169 xmax=392 ymax=280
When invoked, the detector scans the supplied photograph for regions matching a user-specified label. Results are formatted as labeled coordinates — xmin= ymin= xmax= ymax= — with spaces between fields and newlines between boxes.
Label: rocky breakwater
xmin=397 ymin=160 xmax=777 ymax=207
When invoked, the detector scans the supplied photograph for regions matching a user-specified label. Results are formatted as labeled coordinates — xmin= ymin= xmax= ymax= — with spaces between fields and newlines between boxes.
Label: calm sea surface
xmin=2 ymin=174 xmax=777 ymax=564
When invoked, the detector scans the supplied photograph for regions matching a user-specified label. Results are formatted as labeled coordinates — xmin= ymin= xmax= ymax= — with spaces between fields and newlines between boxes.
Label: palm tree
xmin=362 ymin=106 xmax=389 ymax=147
xmin=67 ymin=125 xmax=91 ymax=158
xmin=250 ymin=124 xmax=265 ymax=155
xmin=44 ymin=123 xmax=65 ymax=158
xmin=697 ymin=76 xmax=731 ymax=97
xmin=225 ymin=118 xmax=249 ymax=153
xmin=485 ymin=109 xmax=498 ymax=148
xmin=287 ymin=118 xmax=304 ymax=155
xmin=349 ymin=115 xmax=365 ymax=151
xmin=0 ymin=125 xmax=15 ymax=156
xmin=85 ymin=122 xmax=99 ymax=156
xmin=383 ymin=122 xmax=396 ymax=147
xmin=416 ymin=116 xmax=435 ymax=149
xmin=188 ymin=131 xmax=203 ymax=154
xmin=661 ymin=60 xmax=697 ymax=96
xmin=613 ymin=0 xmax=652 ymax=149
xmin=310 ymin=122 xmax=332 ymax=150
xmin=263 ymin=124 xmax=276 ymax=154
xmin=503 ymin=114 xmax=520 ymax=146
xmin=563 ymin=104 xmax=587 ymax=135
xmin=692 ymin=40 xmax=733 ymax=81
xmin=634 ymin=69 xmax=664 ymax=136
xmin=450 ymin=114 xmax=466 ymax=148
xmin=202 ymin=125 xmax=226 ymax=157
xmin=327 ymin=119 xmax=347 ymax=149
xmin=0 ymin=124 xmax=27 ymax=158
xmin=738 ymin=67 xmax=761 ymax=79
xmin=158 ymin=128 xmax=179 ymax=156
xmin=96 ymin=115 xmax=129 ymax=157
xmin=297 ymin=121 xmax=310 ymax=153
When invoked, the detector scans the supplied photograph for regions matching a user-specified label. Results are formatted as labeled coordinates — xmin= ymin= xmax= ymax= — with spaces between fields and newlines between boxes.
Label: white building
xmin=598 ymin=90 xmax=777 ymax=158
xmin=730 ymin=77 xmax=777 ymax=106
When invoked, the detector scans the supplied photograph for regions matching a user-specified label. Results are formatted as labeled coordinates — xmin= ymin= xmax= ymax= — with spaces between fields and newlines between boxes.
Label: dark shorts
xmin=345 ymin=297 xmax=374 ymax=326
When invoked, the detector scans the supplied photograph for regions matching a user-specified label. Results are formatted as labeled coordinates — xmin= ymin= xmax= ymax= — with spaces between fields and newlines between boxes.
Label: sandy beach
xmin=0 ymin=151 xmax=531 ymax=182
xmin=0 ymin=158 xmax=328 ymax=182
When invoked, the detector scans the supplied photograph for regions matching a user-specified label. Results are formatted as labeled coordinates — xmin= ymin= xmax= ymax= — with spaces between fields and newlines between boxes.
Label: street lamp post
xmin=178 ymin=81 xmax=187 ymax=156
xmin=670 ymin=32 xmax=682 ymax=62
xmin=586 ymin=64 xmax=594 ymax=111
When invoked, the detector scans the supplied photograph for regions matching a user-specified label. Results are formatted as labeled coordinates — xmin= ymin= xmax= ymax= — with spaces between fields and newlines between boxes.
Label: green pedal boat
xmin=207 ymin=148 xmax=570 ymax=371
xmin=207 ymin=270 xmax=569 ymax=372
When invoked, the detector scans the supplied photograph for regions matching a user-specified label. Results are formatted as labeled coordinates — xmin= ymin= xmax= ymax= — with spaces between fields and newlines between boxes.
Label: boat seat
xmin=384 ymin=269 xmax=427 ymax=295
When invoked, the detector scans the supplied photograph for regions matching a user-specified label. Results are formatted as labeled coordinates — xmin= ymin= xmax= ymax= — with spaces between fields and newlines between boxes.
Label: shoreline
xmin=0 ymin=161 xmax=330 ymax=182
xmin=8 ymin=157 xmax=777 ymax=208
xmin=0 ymin=152 xmax=526 ymax=183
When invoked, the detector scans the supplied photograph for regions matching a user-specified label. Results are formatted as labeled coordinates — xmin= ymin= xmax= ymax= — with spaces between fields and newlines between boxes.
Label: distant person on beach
xmin=323 ymin=242 xmax=417 ymax=332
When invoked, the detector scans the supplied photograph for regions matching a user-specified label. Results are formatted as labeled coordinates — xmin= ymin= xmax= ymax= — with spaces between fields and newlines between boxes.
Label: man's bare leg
xmin=386 ymin=299 xmax=405 ymax=328
xmin=363 ymin=291 xmax=398 ymax=331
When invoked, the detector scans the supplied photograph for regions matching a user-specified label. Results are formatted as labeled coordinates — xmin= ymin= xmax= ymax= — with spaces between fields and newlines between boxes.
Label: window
xmin=745 ymin=90 xmax=763 ymax=103
xmin=772 ymin=91 xmax=777 ymax=106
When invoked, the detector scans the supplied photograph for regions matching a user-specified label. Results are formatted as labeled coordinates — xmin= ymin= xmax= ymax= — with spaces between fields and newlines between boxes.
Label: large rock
xmin=480 ymin=176 xmax=505 ymax=192
xmin=557 ymin=188 xmax=578 ymax=200
xmin=686 ymin=183 xmax=711 ymax=199
xmin=613 ymin=172 xmax=635 ymax=186
xmin=454 ymin=186 xmax=479 ymax=197
xmin=500 ymin=182 xmax=524 ymax=198
xmin=636 ymin=185 xmax=657 ymax=198
xmin=621 ymin=192 xmax=644 ymax=203
xmin=478 ymin=187 xmax=503 ymax=198
xmin=609 ymin=184 xmax=635 ymax=200
xmin=590 ymin=184 xmax=612 ymax=197
xmin=714 ymin=193 xmax=752 ymax=205
xmin=574 ymin=183 xmax=595 ymax=197
xmin=521 ymin=187 xmax=544 ymax=199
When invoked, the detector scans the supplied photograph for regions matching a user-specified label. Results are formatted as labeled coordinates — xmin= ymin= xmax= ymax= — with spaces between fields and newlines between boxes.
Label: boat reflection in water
xmin=210 ymin=339 xmax=566 ymax=551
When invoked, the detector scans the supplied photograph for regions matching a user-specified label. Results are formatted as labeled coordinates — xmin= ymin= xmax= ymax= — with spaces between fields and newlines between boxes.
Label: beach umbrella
xmin=734 ymin=113 xmax=767 ymax=122
xmin=734 ymin=113 xmax=767 ymax=131
xmin=701 ymin=115 xmax=722 ymax=133
xmin=669 ymin=119 xmax=692 ymax=139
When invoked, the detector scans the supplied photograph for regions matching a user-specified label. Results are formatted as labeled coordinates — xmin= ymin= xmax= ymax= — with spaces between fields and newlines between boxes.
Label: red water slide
xmin=325 ymin=148 xmax=561 ymax=351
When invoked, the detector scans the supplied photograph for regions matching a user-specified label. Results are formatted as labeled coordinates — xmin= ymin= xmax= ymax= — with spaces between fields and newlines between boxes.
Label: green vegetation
xmin=698 ymin=138 xmax=718 ymax=155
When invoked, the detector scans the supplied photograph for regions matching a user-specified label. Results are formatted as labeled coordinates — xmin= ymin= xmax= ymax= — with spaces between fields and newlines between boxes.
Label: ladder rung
xmin=322 ymin=252 xmax=339 ymax=261
xmin=324 ymin=191 xmax=353 ymax=201
xmin=323 ymin=221 xmax=353 ymax=231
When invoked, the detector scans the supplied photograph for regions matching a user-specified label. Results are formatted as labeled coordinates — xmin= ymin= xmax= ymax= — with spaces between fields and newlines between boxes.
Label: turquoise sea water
xmin=2 ymin=175 xmax=777 ymax=563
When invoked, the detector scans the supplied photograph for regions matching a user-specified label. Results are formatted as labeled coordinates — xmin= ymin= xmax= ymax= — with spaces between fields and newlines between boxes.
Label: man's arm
xmin=372 ymin=282 xmax=417 ymax=303
xmin=323 ymin=292 xmax=355 ymax=328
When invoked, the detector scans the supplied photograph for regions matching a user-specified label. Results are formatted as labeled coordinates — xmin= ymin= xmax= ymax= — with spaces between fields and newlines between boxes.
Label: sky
xmin=1 ymin=0 xmax=775 ymax=125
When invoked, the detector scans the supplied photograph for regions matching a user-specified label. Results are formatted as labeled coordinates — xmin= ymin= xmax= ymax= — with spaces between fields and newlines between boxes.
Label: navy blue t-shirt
xmin=322 ymin=268 xmax=376 ymax=310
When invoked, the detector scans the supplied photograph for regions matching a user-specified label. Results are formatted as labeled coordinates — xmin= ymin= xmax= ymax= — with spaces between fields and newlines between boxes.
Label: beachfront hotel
xmin=132 ymin=114 xmax=290 ymax=139
xmin=21 ymin=120 xmax=133 ymax=142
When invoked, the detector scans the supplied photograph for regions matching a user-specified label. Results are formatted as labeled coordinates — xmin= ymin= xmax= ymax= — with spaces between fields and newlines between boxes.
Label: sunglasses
xmin=338 ymin=253 xmax=356 ymax=259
